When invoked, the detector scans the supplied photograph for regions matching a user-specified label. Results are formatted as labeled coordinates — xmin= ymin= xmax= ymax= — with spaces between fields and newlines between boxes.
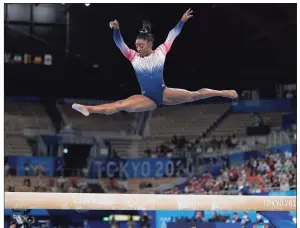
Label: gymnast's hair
xmin=136 ymin=20 xmax=154 ymax=44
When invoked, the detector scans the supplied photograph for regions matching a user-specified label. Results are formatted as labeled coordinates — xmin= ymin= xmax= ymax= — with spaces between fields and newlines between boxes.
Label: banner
xmin=89 ymin=158 xmax=192 ymax=179
xmin=16 ymin=156 xmax=54 ymax=176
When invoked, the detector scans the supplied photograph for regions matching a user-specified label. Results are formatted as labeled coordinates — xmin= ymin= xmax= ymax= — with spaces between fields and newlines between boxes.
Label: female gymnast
xmin=72 ymin=9 xmax=238 ymax=116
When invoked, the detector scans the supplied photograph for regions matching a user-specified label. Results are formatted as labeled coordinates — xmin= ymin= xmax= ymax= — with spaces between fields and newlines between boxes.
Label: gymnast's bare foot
xmin=222 ymin=90 xmax=239 ymax=99
xmin=72 ymin=103 xmax=90 ymax=116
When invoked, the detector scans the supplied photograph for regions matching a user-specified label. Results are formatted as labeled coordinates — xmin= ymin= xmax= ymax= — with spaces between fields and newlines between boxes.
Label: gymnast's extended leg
xmin=72 ymin=95 xmax=156 ymax=116
xmin=163 ymin=87 xmax=238 ymax=105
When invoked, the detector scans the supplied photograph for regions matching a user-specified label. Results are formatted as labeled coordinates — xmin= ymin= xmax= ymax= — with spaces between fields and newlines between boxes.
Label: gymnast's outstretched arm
xmin=110 ymin=19 xmax=137 ymax=62
xmin=157 ymin=8 xmax=193 ymax=55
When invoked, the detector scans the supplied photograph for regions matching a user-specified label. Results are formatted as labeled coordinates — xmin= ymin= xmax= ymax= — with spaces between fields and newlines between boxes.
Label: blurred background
xmin=4 ymin=3 xmax=296 ymax=228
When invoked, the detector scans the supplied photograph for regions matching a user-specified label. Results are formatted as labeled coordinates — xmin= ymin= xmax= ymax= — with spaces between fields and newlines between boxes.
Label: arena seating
xmin=108 ymin=139 xmax=137 ymax=158
xmin=148 ymin=103 xmax=231 ymax=138
xmin=5 ymin=134 xmax=32 ymax=156
xmin=5 ymin=100 xmax=55 ymax=155
xmin=260 ymin=112 xmax=288 ymax=130
xmin=210 ymin=112 xmax=288 ymax=137
xmin=5 ymin=100 xmax=55 ymax=133
xmin=139 ymin=103 xmax=231 ymax=153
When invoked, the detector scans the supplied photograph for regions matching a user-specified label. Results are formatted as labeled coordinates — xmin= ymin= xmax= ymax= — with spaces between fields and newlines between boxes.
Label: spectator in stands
xmin=32 ymin=163 xmax=39 ymax=176
xmin=144 ymin=147 xmax=152 ymax=157
xmin=231 ymin=212 xmax=241 ymax=223
xmin=140 ymin=181 xmax=153 ymax=190
xmin=239 ymin=140 xmax=249 ymax=151
xmin=22 ymin=178 xmax=32 ymax=192
xmin=8 ymin=184 xmax=15 ymax=192
xmin=171 ymin=134 xmax=178 ymax=145
xmin=206 ymin=145 xmax=214 ymax=154
xmin=280 ymin=179 xmax=290 ymax=191
xmin=57 ymin=176 xmax=66 ymax=188
xmin=255 ymin=212 xmax=264 ymax=224
xmin=23 ymin=160 xmax=30 ymax=176
xmin=177 ymin=136 xmax=187 ymax=149
xmin=241 ymin=212 xmax=251 ymax=226
xmin=109 ymin=177 xmax=117 ymax=190
xmin=210 ymin=136 xmax=218 ymax=149
xmin=116 ymin=178 xmax=128 ymax=193
xmin=230 ymin=134 xmax=239 ymax=148
xmin=225 ymin=136 xmax=232 ymax=148
xmin=271 ymin=177 xmax=280 ymax=189
xmin=51 ymin=183 xmax=59 ymax=192
xmin=194 ymin=211 xmax=206 ymax=223
xmin=82 ymin=167 xmax=89 ymax=177
xmin=251 ymin=112 xmax=264 ymax=127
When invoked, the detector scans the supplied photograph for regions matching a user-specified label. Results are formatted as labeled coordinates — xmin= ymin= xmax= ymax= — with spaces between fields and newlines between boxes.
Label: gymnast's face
xmin=136 ymin=39 xmax=153 ymax=57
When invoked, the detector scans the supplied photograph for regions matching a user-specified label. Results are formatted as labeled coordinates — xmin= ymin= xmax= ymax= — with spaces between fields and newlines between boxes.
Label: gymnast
xmin=72 ymin=9 xmax=238 ymax=116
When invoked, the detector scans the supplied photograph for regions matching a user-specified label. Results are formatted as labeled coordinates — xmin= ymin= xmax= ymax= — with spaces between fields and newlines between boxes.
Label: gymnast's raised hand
xmin=181 ymin=8 xmax=193 ymax=22
xmin=109 ymin=19 xmax=119 ymax=29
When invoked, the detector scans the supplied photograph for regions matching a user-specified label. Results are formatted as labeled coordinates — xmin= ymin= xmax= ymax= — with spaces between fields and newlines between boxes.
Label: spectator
xmin=230 ymin=134 xmax=239 ymax=148
xmin=280 ymin=179 xmax=290 ymax=191
xmin=171 ymin=134 xmax=178 ymax=145
xmin=241 ymin=212 xmax=251 ymax=226
xmin=24 ymin=161 xmax=30 ymax=176
xmin=211 ymin=137 xmax=218 ymax=149
xmin=51 ymin=183 xmax=59 ymax=192
xmin=57 ymin=176 xmax=66 ymax=188
xmin=144 ymin=148 xmax=152 ymax=157
xmin=194 ymin=211 xmax=206 ymax=223
xmin=231 ymin=212 xmax=241 ymax=223
xmin=8 ymin=184 xmax=15 ymax=192
xmin=255 ymin=212 xmax=264 ymax=224
xmin=22 ymin=178 xmax=32 ymax=192
xmin=82 ymin=167 xmax=89 ymax=177
xmin=117 ymin=178 xmax=128 ymax=193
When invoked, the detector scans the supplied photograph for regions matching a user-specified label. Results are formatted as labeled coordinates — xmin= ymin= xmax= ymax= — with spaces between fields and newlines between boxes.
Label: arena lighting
xmin=85 ymin=3 xmax=90 ymax=6
xmin=5 ymin=192 xmax=296 ymax=211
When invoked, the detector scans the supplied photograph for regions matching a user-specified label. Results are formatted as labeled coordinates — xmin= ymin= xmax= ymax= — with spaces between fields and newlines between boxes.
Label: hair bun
xmin=139 ymin=20 xmax=152 ymax=34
